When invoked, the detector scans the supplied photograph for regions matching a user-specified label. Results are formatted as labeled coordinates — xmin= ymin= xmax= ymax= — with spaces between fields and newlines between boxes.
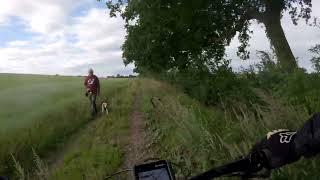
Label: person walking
xmin=84 ymin=68 xmax=100 ymax=117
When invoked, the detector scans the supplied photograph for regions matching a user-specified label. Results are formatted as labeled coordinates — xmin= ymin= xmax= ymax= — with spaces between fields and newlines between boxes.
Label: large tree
xmin=241 ymin=0 xmax=312 ymax=71
xmin=104 ymin=0 xmax=313 ymax=73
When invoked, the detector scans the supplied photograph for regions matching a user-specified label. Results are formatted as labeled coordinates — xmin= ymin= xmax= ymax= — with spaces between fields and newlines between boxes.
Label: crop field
xmin=0 ymin=74 xmax=134 ymax=179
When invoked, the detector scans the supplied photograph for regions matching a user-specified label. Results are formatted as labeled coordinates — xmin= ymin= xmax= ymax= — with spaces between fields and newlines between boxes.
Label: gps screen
xmin=138 ymin=168 xmax=171 ymax=180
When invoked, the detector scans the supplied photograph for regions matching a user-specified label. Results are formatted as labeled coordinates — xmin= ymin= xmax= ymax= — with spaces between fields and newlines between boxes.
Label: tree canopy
xmin=309 ymin=44 xmax=320 ymax=72
xmin=104 ymin=0 xmax=313 ymax=73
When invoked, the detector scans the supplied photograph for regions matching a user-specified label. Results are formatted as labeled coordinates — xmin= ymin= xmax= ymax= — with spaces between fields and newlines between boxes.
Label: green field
xmin=0 ymin=74 xmax=134 ymax=179
xmin=1 ymin=74 xmax=320 ymax=179
xmin=0 ymin=74 xmax=85 ymax=130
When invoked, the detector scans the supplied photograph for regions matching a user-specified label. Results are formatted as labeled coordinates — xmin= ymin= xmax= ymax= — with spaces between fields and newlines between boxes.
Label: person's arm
xmin=84 ymin=77 xmax=88 ymax=88
xmin=249 ymin=113 xmax=320 ymax=170
xmin=189 ymin=114 xmax=320 ymax=179
xmin=96 ymin=76 xmax=100 ymax=96
xmin=294 ymin=113 xmax=320 ymax=158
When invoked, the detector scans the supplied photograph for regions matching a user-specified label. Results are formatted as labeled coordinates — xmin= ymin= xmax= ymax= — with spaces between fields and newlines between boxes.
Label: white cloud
xmin=0 ymin=0 xmax=92 ymax=34
xmin=0 ymin=2 xmax=133 ymax=76
xmin=7 ymin=40 xmax=30 ymax=47
xmin=71 ymin=9 xmax=125 ymax=54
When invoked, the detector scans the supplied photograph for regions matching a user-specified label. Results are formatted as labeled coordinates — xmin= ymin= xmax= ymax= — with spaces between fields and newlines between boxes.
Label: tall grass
xmin=139 ymin=78 xmax=320 ymax=179
xmin=0 ymin=77 xmax=90 ymax=176
xmin=0 ymin=74 xmax=130 ymax=178
xmin=50 ymin=79 xmax=136 ymax=180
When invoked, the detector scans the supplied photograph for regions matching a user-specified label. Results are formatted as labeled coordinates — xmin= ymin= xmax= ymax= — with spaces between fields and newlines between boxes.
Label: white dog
xmin=101 ymin=98 xmax=109 ymax=115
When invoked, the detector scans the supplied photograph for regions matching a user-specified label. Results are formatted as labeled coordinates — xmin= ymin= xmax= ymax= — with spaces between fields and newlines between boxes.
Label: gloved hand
xmin=249 ymin=113 xmax=320 ymax=170
xmin=189 ymin=113 xmax=320 ymax=180
xmin=294 ymin=113 xmax=320 ymax=158
xmin=249 ymin=129 xmax=300 ymax=169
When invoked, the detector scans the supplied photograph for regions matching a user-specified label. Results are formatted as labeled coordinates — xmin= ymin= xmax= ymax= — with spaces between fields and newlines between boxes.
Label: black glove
xmin=190 ymin=113 xmax=320 ymax=180
xmin=250 ymin=113 xmax=320 ymax=170
xmin=249 ymin=129 xmax=300 ymax=169
xmin=295 ymin=113 xmax=320 ymax=158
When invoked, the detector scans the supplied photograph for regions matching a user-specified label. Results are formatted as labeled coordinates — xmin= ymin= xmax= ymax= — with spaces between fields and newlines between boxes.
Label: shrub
xmin=162 ymin=64 xmax=261 ymax=112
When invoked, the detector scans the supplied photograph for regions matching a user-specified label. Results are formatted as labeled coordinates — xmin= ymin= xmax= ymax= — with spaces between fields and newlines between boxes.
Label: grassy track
xmin=50 ymin=79 xmax=136 ymax=180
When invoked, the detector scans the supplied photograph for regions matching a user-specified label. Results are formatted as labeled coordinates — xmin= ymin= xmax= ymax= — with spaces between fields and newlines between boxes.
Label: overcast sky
xmin=0 ymin=1 xmax=319 ymax=76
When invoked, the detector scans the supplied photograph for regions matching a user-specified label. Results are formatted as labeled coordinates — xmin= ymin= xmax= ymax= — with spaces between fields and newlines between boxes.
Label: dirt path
xmin=124 ymin=90 xmax=152 ymax=178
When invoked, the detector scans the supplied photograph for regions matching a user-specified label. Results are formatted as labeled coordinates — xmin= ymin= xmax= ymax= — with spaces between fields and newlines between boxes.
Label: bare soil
xmin=124 ymin=91 xmax=152 ymax=179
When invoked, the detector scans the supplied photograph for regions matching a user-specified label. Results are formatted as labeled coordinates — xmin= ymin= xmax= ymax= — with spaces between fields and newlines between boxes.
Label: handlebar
xmin=105 ymin=155 xmax=271 ymax=180
xmin=189 ymin=158 xmax=251 ymax=180
xmin=189 ymin=156 xmax=270 ymax=180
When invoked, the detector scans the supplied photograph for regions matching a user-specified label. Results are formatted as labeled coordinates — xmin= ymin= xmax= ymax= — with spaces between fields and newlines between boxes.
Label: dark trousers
xmin=89 ymin=93 xmax=98 ymax=116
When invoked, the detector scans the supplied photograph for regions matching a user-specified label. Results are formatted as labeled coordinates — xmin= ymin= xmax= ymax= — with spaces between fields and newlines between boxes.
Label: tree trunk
xmin=258 ymin=0 xmax=298 ymax=72
xmin=263 ymin=17 xmax=297 ymax=71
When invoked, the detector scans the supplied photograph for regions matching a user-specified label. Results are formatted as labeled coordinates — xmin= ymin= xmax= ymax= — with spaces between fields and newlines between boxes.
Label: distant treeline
xmin=73 ymin=74 xmax=137 ymax=78
xmin=106 ymin=74 xmax=137 ymax=78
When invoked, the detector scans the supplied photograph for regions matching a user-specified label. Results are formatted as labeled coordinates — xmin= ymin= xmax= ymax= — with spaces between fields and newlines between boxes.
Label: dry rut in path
xmin=125 ymin=91 xmax=153 ymax=178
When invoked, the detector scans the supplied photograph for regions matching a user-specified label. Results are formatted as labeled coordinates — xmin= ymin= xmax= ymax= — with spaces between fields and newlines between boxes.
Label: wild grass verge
xmin=139 ymin=78 xmax=320 ymax=180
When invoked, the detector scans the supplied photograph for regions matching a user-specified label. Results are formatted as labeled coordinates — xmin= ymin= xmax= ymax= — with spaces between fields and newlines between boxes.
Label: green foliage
xmin=32 ymin=148 xmax=49 ymax=180
xmin=51 ymin=145 xmax=121 ymax=180
xmin=0 ymin=75 xmax=91 ymax=177
xmin=11 ymin=154 xmax=25 ymax=180
xmin=107 ymin=0 xmax=250 ymax=73
xmin=139 ymin=79 xmax=320 ymax=179
xmin=309 ymin=44 xmax=320 ymax=72
xmin=104 ymin=0 xmax=313 ymax=73
xmin=245 ymin=51 xmax=320 ymax=114
xmin=280 ymin=70 xmax=320 ymax=113
xmin=164 ymin=64 xmax=261 ymax=111
xmin=100 ymin=0 xmax=316 ymax=120
xmin=137 ymin=51 xmax=320 ymax=178
xmin=249 ymin=51 xmax=287 ymax=90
